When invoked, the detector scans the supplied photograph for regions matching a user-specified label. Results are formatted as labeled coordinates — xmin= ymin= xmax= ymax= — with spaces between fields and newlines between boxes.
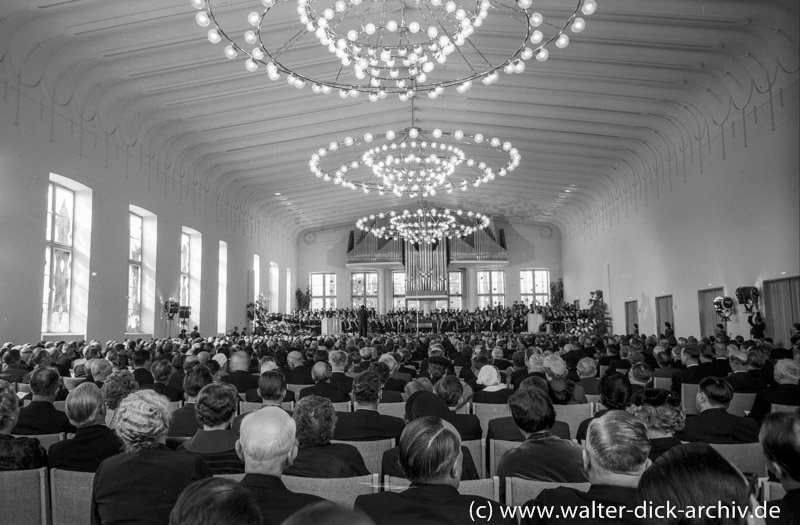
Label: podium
xmin=527 ymin=313 xmax=544 ymax=333
xmin=321 ymin=318 xmax=340 ymax=335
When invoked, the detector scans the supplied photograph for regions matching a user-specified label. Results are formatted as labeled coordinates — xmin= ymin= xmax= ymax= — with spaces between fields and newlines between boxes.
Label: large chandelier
xmin=191 ymin=0 xmax=596 ymax=100
xmin=309 ymin=126 xmax=521 ymax=198
xmin=357 ymin=202 xmax=490 ymax=244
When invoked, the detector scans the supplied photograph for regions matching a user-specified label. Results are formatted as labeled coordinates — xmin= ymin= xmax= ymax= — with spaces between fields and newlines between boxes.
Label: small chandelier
xmin=309 ymin=127 xmax=521 ymax=198
xmin=190 ymin=0 xmax=596 ymax=100
xmin=356 ymin=202 xmax=490 ymax=244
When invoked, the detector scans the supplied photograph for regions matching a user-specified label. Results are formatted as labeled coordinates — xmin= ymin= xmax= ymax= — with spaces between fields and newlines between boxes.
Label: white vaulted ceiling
xmin=1 ymin=0 xmax=797 ymax=242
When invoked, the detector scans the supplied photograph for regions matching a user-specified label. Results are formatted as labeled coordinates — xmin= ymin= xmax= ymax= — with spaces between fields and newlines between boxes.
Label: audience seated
xmin=12 ymin=367 xmax=75 ymax=435
xmin=627 ymin=362 xmax=653 ymax=401
xmin=472 ymin=366 xmax=512 ymax=404
xmin=334 ymin=371 xmax=404 ymax=441
xmin=576 ymin=372 xmax=632 ymax=442
xmin=89 ymin=359 xmax=113 ymax=389
xmin=0 ymin=379 xmax=47 ymax=471
xmin=142 ymin=359 xmax=183 ymax=402
xmin=725 ymin=349 xmax=769 ymax=393
xmin=368 ymin=362 xmax=403 ymax=403
xmin=759 ymin=411 xmax=800 ymax=525
xmin=329 ymin=350 xmax=354 ymax=393
xmin=169 ymin=477 xmax=262 ymax=525
xmin=497 ymin=388 xmax=588 ymax=496
xmin=378 ymin=354 xmax=408 ymax=392
xmin=131 ymin=349 xmax=155 ymax=386
xmin=92 ymin=389 xmax=211 ymax=525
xmin=221 ymin=352 xmax=259 ymax=393
xmin=285 ymin=395 xmax=369 ymax=478
xmin=169 ymin=365 xmax=214 ymax=438
xmin=0 ymin=348 xmax=30 ymax=383
xmin=512 ymin=353 xmax=546 ymax=390
xmin=49 ymin=382 xmax=122 ymax=472
xmin=178 ymin=382 xmax=243 ymax=474
xmin=576 ymin=358 xmax=599 ymax=395
xmin=749 ymin=360 xmax=800 ymax=425
xmin=433 ymin=376 xmax=481 ymax=440
xmin=487 ymin=376 xmax=571 ymax=441
xmin=675 ymin=377 xmax=759 ymax=444
xmin=520 ymin=411 xmax=651 ymax=525
xmin=101 ymin=369 xmax=139 ymax=429
xmin=626 ymin=388 xmax=685 ymax=460
xmin=285 ymin=351 xmax=314 ymax=385
xmin=236 ymin=407 xmax=329 ymax=525
xmin=299 ymin=362 xmax=349 ymax=403
xmin=638 ymin=443 xmax=762 ymax=525
xmin=355 ymin=416 xmax=506 ymax=525
xmin=650 ymin=351 xmax=677 ymax=380
xmin=544 ymin=354 xmax=587 ymax=405
xmin=671 ymin=345 xmax=715 ymax=396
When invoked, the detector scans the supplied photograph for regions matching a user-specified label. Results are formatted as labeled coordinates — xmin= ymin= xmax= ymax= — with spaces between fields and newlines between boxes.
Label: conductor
xmin=357 ymin=304 xmax=369 ymax=337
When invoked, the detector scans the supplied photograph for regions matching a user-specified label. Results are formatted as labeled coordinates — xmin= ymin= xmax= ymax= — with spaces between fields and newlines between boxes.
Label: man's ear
xmin=582 ymin=448 xmax=591 ymax=472
xmin=286 ymin=441 xmax=298 ymax=467
xmin=767 ymin=460 xmax=783 ymax=481
xmin=235 ymin=440 xmax=244 ymax=463
xmin=450 ymin=450 xmax=463 ymax=480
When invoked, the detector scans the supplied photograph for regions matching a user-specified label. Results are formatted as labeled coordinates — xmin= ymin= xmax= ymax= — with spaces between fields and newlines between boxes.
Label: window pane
xmin=449 ymin=272 xmax=462 ymax=295
xmin=311 ymin=274 xmax=324 ymax=296
xmin=127 ymin=264 xmax=141 ymax=332
xmin=42 ymin=248 xmax=51 ymax=332
xmin=534 ymin=270 xmax=548 ymax=294
xmin=449 ymin=297 xmax=462 ymax=310
xmin=54 ymin=186 xmax=74 ymax=246
xmin=180 ymin=275 xmax=189 ymax=306
xmin=393 ymin=297 xmax=405 ymax=309
xmin=326 ymin=274 xmax=336 ymax=296
xmin=352 ymin=274 xmax=365 ymax=296
xmin=325 ymin=297 xmax=337 ymax=309
xmin=435 ymin=300 xmax=448 ymax=310
xmin=352 ymin=298 xmax=362 ymax=309
xmin=129 ymin=214 xmax=143 ymax=262
xmin=520 ymin=270 xmax=534 ymax=294
xmin=365 ymin=297 xmax=377 ymax=309
xmin=365 ymin=273 xmax=378 ymax=295
xmin=478 ymin=296 xmax=492 ymax=308
xmin=312 ymin=298 xmax=324 ymax=310
xmin=477 ymin=271 xmax=491 ymax=294
xmin=181 ymin=233 xmax=190 ymax=274
xmin=46 ymin=184 xmax=54 ymax=242
xmin=493 ymin=271 xmax=505 ymax=293
xmin=393 ymin=272 xmax=406 ymax=296
xmin=51 ymin=249 xmax=72 ymax=332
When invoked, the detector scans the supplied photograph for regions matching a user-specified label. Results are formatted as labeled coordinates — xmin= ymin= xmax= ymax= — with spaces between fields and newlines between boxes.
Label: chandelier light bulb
xmin=195 ymin=11 xmax=210 ymax=27
xmin=191 ymin=0 xmax=207 ymax=8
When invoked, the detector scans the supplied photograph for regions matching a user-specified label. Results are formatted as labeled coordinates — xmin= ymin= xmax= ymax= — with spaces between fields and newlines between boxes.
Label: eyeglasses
xmin=640 ymin=388 xmax=680 ymax=407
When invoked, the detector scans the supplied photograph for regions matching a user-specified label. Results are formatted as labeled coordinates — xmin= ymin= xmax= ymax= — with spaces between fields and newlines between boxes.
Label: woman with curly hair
xmin=101 ymin=369 xmax=139 ymax=429
xmin=0 ymin=379 xmax=47 ymax=471
xmin=284 ymin=395 xmax=369 ymax=478
xmin=91 ymin=389 xmax=211 ymax=525
xmin=627 ymin=388 xmax=686 ymax=460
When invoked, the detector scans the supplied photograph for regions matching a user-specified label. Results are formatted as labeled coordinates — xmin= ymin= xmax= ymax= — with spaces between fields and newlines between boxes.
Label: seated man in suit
xmin=299 ymin=362 xmax=349 ymax=403
xmin=760 ymin=411 xmax=800 ymax=525
xmin=512 ymin=353 xmax=547 ymax=391
xmin=671 ymin=345 xmax=715 ymax=397
xmin=749 ymin=359 xmax=800 ymax=425
xmin=334 ymin=371 xmax=404 ymax=441
xmin=488 ymin=376 xmax=571 ymax=441
xmin=355 ymin=416 xmax=506 ymax=525
xmin=433 ymin=376 xmax=481 ymax=440
xmin=576 ymin=358 xmax=599 ymax=395
xmin=12 ymin=366 xmax=75 ymax=435
xmin=519 ymin=411 xmax=651 ymax=525
xmin=497 ymin=388 xmax=588 ymax=495
xmin=221 ymin=352 xmax=259 ymax=393
xmin=131 ymin=349 xmax=155 ymax=387
xmin=141 ymin=359 xmax=183 ymax=402
xmin=49 ymin=382 xmax=122 ymax=471
xmin=169 ymin=365 xmax=214 ymax=438
xmin=236 ymin=408 xmax=329 ymax=525
xmin=285 ymin=351 xmax=314 ymax=385
xmin=368 ymin=362 xmax=403 ymax=403
xmin=329 ymin=350 xmax=354 ymax=393
xmin=725 ymin=349 xmax=768 ymax=393
xmin=675 ymin=377 xmax=759 ymax=444
xmin=0 ymin=348 xmax=30 ymax=383
xmin=234 ymin=370 xmax=292 ymax=433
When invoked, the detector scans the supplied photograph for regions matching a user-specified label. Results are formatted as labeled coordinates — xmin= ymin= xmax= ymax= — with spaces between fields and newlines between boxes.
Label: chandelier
xmin=357 ymin=202 xmax=490 ymax=244
xmin=190 ymin=0 xmax=596 ymax=100
xmin=309 ymin=126 xmax=521 ymax=198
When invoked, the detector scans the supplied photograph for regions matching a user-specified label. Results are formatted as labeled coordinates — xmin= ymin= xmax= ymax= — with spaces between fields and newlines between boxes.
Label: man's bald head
xmin=311 ymin=362 xmax=331 ymax=383
xmin=287 ymin=351 xmax=304 ymax=369
xmin=237 ymin=408 xmax=297 ymax=471
xmin=230 ymin=351 xmax=250 ymax=372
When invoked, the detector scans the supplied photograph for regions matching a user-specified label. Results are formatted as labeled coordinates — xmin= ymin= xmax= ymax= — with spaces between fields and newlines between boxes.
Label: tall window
xmin=477 ymin=270 xmax=505 ymax=308
xmin=520 ymin=269 xmax=550 ymax=306
xmin=180 ymin=232 xmax=190 ymax=307
xmin=393 ymin=271 xmax=406 ymax=309
xmin=352 ymin=272 xmax=378 ymax=309
xmin=310 ymin=273 xmax=337 ymax=309
xmin=42 ymin=182 xmax=75 ymax=333
xmin=127 ymin=213 xmax=143 ymax=332
xmin=448 ymin=271 xmax=463 ymax=310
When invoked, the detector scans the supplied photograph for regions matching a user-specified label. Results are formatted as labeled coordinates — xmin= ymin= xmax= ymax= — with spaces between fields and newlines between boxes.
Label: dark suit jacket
xmin=334 ymin=408 xmax=404 ymax=441
xmin=675 ymin=408 xmax=759 ymax=444
xmin=221 ymin=370 xmax=259 ymax=393
xmin=285 ymin=443 xmax=369 ymax=478
xmin=299 ymin=382 xmax=349 ymax=402
xmin=330 ymin=371 xmax=354 ymax=393
xmin=12 ymin=400 xmax=76 ymax=435
xmin=48 ymin=424 xmax=122 ymax=472
xmin=141 ymin=382 xmax=183 ymax=402
xmin=577 ymin=377 xmax=599 ymax=395
xmin=285 ymin=366 xmax=314 ymax=385
xmin=384 ymin=377 xmax=407 ymax=392
xmin=132 ymin=368 xmax=154 ymax=386
xmin=168 ymin=403 xmax=200 ymax=437
xmin=382 ymin=445 xmax=478 ymax=480
xmin=512 ymin=371 xmax=547 ymax=391
xmin=671 ymin=364 xmax=714 ymax=396
xmin=91 ymin=446 xmax=211 ymax=525
xmin=713 ymin=358 xmax=732 ymax=377
xmin=355 ymin=483 xmax=507 ymax=525
xmin=240 ymin=473 xmax=326 ymax=525
xmin=381 ymin=389 xmax=404 ymax=403
xmin=245 ymin=389 xmax=294 ymax=403
xmin=521 ymin=484 xmax=640 ymax=525
xmin=446 ymin=412 xmax=482 ymax=440
xmin=0 ymin=364 xmax=30 ymax=383
xmin=178 ymin=429 xmax=243 ymax=474
xmin=472 ymin=388 xmax=513 ymax=404
xmin=725 ymin=371 xmax=768 ymax=393
xmin=749 ymin=384 xmax=800 ymax=424
xmin=487 ymin=417 xmax=570 ymax=441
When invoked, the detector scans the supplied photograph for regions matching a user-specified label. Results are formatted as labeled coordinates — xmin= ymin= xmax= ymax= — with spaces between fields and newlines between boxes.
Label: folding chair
xmin=584 ymin=394 xmax=600 ymax=405
xmin=50 ymin=468 xmax=94 ymax=525
xmin=473 ymin=403 xmax=510 ymax=434
xmin=652 ymin=377 xmax=671 ymax=390
xmin=553 ymin=403 xmax=592 ymax=439
xmin=505 ymin=477 xmax=590 ymax=506
xmin=463 ymin=438 xmax=487 ymax=479
xmin=384 ymin=475 xmax=500 ymax=502
xmin=13 ymin=433 xmax=65 ymax=452
xmin=710 ymin=442 xmax=767 ymax=476
xmin=728 ymin=393 xmax=756 ymax=417
xmin=331 ymin=439 xmax=394 ymax=474
xmin=489 ymin=439 xmax=523 ymax=477
xmin=771 ymin=403 xmax=797 ymax=413
xmin=378 ymin=402 xmax=405 ymax=419
xmin=283 ymin=473 xmax=379 ymax=508
xmin=331 ymin=401 xmax=351 ymax=413
xmin=286 ymin=384 xmax=306 ymax=397
xmin=0 ymin=468 xmax=50 ymax=524
xmin=63 ymin=377 xmax=86 ymax=391
xmin=681 ymin=384 xmax=700 ymax=415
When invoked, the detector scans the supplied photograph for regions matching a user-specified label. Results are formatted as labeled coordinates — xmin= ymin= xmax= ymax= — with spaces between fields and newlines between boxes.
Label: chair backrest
xmin=383 ymin=475 xmax=499 ymax=501
xmin=331 ymin=439 xmax=394 ymax=474
xmin=168 ymin=400 xmax=183 ymax=412
xmin=710 ymin=442 xmax=767 ymax=476
xmin=584 ymin=394 xmax=601 ymax=405
xmin=473 ymin=403 xmax=510 ymax=434
xmin=505 ymin=477 xmax=590 ymax=506
xmin=553 ymin=403 xmax=592 ymax=439
xmin=63 ymin=377 xmax=86 ymax=391
xmin=599 ymin=365 xmax=608 ymax=377
xmin=50 ymin=468 xmax=94 ymax=525
xmin=13 ymin=433 xmax=65 ymax=452
xmin=760 ymin=479 xmax=787 ymax=502
xmin=331 ymin=401 xmax=351 ymax=413
xmin=166 ymin=435 xmax=191 ymax=450
xmin=591 ymin=402 xmax=607 ymax=416
xmin=53 ymin=401 xmax=67 ymax=412
xmin=771 ymin=403 xmax=798 ymax=413
xmin=238 ymin=392 xmax=247 ymax=401
xmin=286 ymin=384 xmax=306 ymax=396
xmin=240 ymin=401 xmax=263 ymax=415
xmin=455 ymin=402 xmax=471 ymax=415
xmin=282 ymin=473 xmax=379 ymax=508
xmin=378 ymin=402 xmax=405 ymax=419
xmin=652 ymin=377 xmax=671 ymax=390
xmin=489 ymin=439 xmax=523 ymax=477
xmin=681 ymin=383 xmax=700 ymax=415
xmin=0 ymin=468 xmax=50 ymax=525
xmin=728 ymin=393 xmax=757 ymax=417
xmin=18 ymin=383 xmax=32 ymax=393
xmin=462 ymin=438 xmax=486 ymax=479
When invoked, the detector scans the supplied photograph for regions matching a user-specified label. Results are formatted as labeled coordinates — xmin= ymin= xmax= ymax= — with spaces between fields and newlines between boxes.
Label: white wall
xmin=563 ymin=82 xmax=800 ymax=340
xmin=0 ymin=79 xmax=296 ymax=343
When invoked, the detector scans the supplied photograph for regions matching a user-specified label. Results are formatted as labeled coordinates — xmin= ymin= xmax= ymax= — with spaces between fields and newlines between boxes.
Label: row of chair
xmin=2 ymin=467 xmax=787 ymax=525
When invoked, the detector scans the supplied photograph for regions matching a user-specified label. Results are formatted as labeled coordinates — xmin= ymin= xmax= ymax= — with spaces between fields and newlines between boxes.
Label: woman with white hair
xmin=91 ymin=390 xmax=211 ymax=525
xmin=472 ymin=365 xmax=512 ymax=404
